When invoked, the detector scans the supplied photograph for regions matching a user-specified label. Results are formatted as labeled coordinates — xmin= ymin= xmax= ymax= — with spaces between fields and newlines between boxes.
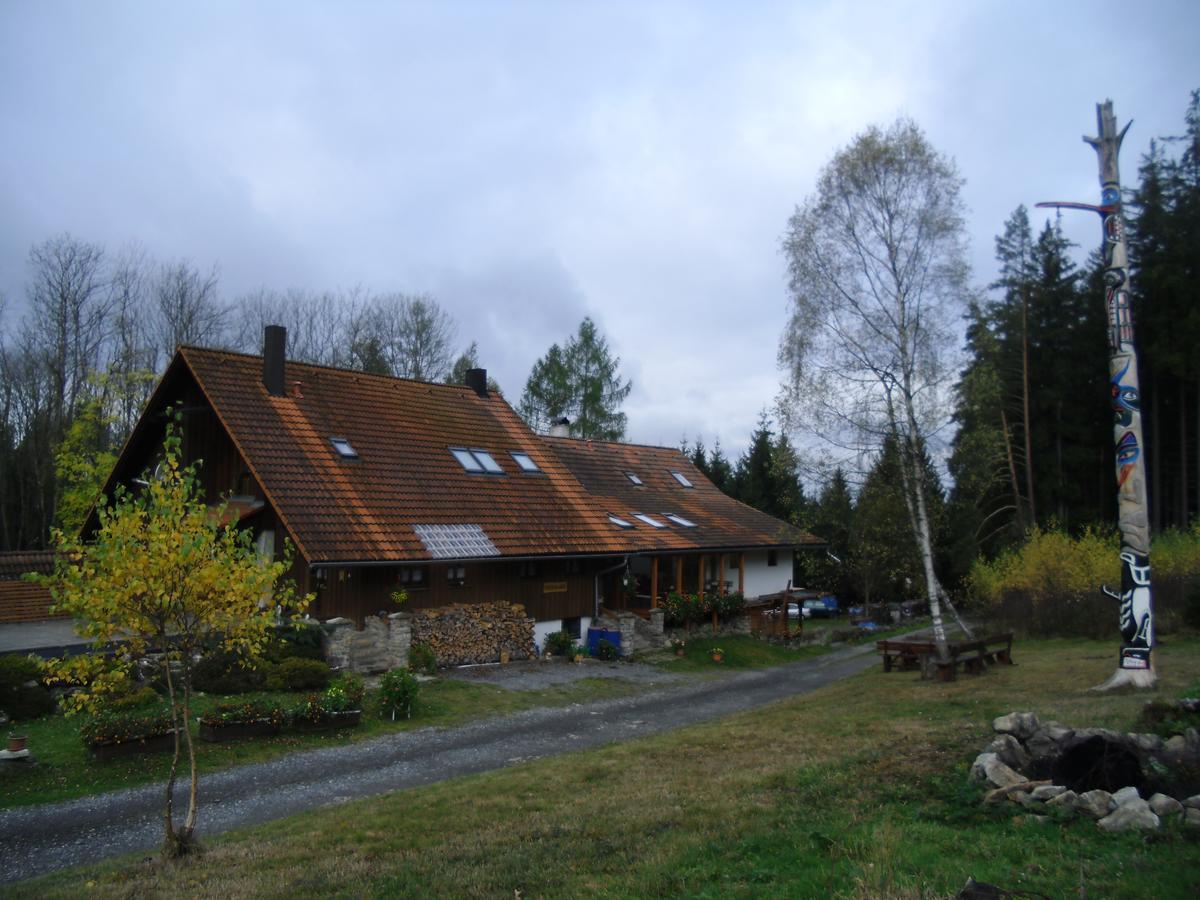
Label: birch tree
xmin=779 ymin=119 xmax=970 ymax=657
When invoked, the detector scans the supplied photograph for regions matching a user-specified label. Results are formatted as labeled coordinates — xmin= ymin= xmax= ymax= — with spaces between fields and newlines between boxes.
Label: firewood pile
xmin=410 ymin=602 xmax=536 ymax=666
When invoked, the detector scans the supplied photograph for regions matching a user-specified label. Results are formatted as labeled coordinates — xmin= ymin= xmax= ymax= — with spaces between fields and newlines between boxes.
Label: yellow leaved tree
xmin=41 ymin=411 xmax=309 ymax=857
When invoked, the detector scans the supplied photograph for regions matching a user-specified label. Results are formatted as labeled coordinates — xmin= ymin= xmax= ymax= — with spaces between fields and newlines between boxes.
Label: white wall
xmin=740 ymin=549 xmax=792 ymax=599
xmin=533 ymin=616 xmax=593 ymax=654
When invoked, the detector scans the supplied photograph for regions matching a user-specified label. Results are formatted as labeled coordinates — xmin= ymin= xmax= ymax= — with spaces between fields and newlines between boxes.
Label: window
xmin=330 ymin=437 xmax=359 ymax=459
xmin=671 ymin=471 xmax=694 ymax=488
xmin=664 ymin=513 xmax=697 ymax=528
xmin=510 ymin=451 xmax=542 ymax=473
xmin=767 ymin=550 xmax=778 ymax=567
xmin=562 ymin=616 xmax=582 ymax=639
xmin=608 ymin=514 xmax=634 ymax=529
xmin=449 ymin=447 xmax=505 ymax=474
xmin=633 ymin=513 xmax=666 ymax=529
xmin=398 ymin=566 xmax=428 ymax=588
xmin=519 ymin=561 xmax=539 ymax=578
xmin=566 ymin=559 xmax=582 ymax=575
xmin=446 ymin=565 xmax=466 ymax=587
xmin=625 ymin=471 xmax=644 ymax=485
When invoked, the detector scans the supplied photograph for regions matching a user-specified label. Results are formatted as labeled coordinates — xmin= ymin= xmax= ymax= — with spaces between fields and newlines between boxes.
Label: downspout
xmin=594 ymin=556 xmax=629 ymax=619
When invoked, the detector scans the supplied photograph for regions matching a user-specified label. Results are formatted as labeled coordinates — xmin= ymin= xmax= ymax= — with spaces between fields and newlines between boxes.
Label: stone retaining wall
xmin=323 ymin=612 xmax=411 ymax=674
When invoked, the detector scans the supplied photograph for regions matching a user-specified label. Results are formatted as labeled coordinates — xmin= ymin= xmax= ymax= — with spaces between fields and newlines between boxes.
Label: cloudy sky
xmin=2 ymin=1 xmax=1197 ymax=465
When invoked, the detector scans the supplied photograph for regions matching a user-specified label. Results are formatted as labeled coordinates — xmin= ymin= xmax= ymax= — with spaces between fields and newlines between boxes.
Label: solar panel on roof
xmin=412 ymin=524 xmax=501 ymax=559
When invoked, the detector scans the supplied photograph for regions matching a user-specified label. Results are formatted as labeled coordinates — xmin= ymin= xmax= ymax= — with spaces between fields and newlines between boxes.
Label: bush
xmin=378 ymin=668 xmax=420 ymax=720
xmin=662 ymin=592 xmax=710 ymax=628
xmin=713 ymin=591 xmax=746 ymax=621
xmin=102 ymin=685 xmax=161 ymax=712
xmin=594 ymin=638 xmax=618 ymax=661
xmin=192 ymin=650 xmax=266 ymax=695
xmin=0 ymin=653 xmax=56 ymax=721
xmin=320 ymin=676 xmax=364 ymax=713
xmin=264 ymin=657 xmax=331 ymax=692
xmin=199 ymin=698 xmax=285 ymax=728
xmin=80 ymin=704 xmax=174 ymax=747
xmin=543 ymin=630 xmax=575 ymax=657
xmin=408 ymin=643 xmax=437 ymax=675
xmin=262 ymin=622 xmax=326 ymax=663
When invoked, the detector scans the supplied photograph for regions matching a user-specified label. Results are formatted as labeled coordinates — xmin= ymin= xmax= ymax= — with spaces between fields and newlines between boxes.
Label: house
xmin=89 ymin=326 xmax=820 ymax=658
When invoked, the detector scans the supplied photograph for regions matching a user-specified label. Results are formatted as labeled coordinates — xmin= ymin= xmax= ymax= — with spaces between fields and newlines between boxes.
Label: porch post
xmin=697 ymin=555 xmax=705 ymax=597
xmin=738 ymin=552 xmax=745 ymax=594
xmin=650 ymin=556 xmax=659 ymax=609
xmin=676 ymin=557 xmax=684 ymax=596
xmin=718 ymin=554 xmax=727 ymax=597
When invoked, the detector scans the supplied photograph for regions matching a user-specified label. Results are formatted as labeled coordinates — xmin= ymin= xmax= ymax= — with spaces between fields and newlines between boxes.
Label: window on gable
xmin=450 ymin=447 xmax=504 ymax=474
xmin=625 ymin=471 xmax=644 ymax=485
xmin=633 ymin=513 xmax=667 ymax=529
xmin=330 ymin=437 xmax=359 ymax=459
xmin=510 ymin=451 xmax=542 ymax=473
xmin=608 ymin=514 xmax=634 ymax=529
xmin=671 ymin=471 xmax=694 ymax=488
xmin=664 ymin=513 xmax=697 ymax=528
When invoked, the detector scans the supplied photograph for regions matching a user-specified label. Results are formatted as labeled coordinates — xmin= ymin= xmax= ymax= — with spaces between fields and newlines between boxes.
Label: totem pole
xmin=1038 ymin=100 xmax=1156 ymax=690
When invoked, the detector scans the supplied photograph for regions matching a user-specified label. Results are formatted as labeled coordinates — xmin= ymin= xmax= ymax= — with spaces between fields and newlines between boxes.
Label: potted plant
xmin=198 ymin=698 xmax=284 ymax=742
xmin=7 ymin=733 xmax=28 ymax=753
xmin=570 ymin=643 xmax=586 ymax=664
xmin=710 ymin=647 xmax=724 ymax=663
xmin=669 ymin=638 xmax=686 ymax=657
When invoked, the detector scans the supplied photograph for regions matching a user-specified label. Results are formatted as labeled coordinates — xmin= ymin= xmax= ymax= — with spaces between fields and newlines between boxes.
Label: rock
xmin=1164 ymin=735 xmax=1187 ymax=756
xmin=985 ymin=734 xmax=1032 ymax=772
xmin=1031 ymin=784 xmax=1067 ymax=801
xmin=1112 ymin=786 xmax=1141 ymax=806
xmin=1076 ymin=789 xmax=1116 ymax=819
xmin=1148 ymin=793 xmax=1183 ymax=817
xmin=969 ymin=752 xmax=998 ymax=784
xmin=982 ymin=756 xmax=1026 ymax=789
xmin=1127 ymin=732 xmax=1165 ymax=753
xmin=1184 ymin=794 xmax=1200 ymax=809
xmin=993 ymin=711 xmax=1040 ymax=741
xmin=1045 ymin=790 xmax=1078 ymax=815
xmin=1185 ymin=808 xmax=1200 ymax=828
xmin=1098 ymin=798 xmax=1160 ymax=832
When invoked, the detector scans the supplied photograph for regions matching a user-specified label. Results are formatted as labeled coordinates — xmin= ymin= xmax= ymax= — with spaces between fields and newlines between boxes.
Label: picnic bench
xmin=877 ymin=632 xmax=1015 ymax=681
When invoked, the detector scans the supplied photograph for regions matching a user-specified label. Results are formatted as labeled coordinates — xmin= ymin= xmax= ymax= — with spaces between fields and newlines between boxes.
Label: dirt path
xmin=0 ymin=643 xmax=882 ymax=884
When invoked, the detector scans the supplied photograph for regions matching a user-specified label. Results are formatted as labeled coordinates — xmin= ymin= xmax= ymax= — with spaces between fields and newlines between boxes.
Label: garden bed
xmin=88 ymin=731 xmax=177 ymax=761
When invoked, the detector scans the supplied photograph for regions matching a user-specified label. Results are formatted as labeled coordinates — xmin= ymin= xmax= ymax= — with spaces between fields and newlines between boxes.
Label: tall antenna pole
xmin=1038 ymin=100 xmax=1155 ymax=690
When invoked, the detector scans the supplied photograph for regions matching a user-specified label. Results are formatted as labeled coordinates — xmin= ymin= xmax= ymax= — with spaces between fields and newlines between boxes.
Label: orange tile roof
xmin=176 ymin=346 xmax=819 ymax=564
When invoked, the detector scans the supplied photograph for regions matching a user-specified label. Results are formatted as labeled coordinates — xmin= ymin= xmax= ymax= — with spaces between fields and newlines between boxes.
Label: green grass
xmin=0 ymin=675 xmax=644 ymax=809
xmin=16 ymin=637 xmax=1200 ymax=898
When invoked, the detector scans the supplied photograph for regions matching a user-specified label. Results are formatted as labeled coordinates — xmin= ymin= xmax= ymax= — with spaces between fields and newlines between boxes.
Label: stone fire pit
xmin=970 ymin=707 xmax=1200 ymax=832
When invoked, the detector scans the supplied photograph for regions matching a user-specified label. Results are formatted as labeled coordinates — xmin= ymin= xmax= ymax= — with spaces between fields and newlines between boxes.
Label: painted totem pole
xmin=1039 ymin=100 xmax=1155 ymax=689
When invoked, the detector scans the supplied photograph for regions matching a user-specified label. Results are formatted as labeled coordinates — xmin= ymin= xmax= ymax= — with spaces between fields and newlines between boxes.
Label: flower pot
xmin=711 ymin=654 xmax=723 ymax=663
xmin=199 ymin=719 xmax=282 ymax=743
xmin=290 ymin=709 xmax=363 ymax=732
xmin=7 ymin=735 xmax=28 ymax=753
xmin=674 ymin=649 xmax=685 ymax=657
xmin=88 ymin=731 xmax=176 ymax=761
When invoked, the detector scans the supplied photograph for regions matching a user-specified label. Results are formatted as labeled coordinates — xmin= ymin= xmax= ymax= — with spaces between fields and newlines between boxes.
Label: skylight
xmin=510 ymin=451 xmax=542 ymax=473
xmin=633 ymin=513 xmax=666 ymax=529
xmin=450 ymin=447 xmax=484 ymax=472
xmin=625 ymin=472 xmax=644 ymax=485
xmin=608 ymin=514 xmax=634 ymax=529
xmin=449 ymin=447 xmax=505 ymax=474
xmin=665 ymin=513 xmax=697 ymax=527
xmin=671 ymin=471 xmax=694 ymax=488
xmin=330 ymin=437 xmax=359 ymax=459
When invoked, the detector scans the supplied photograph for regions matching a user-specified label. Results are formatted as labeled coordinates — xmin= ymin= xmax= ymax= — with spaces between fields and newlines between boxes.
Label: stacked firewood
xmin=410 ymin=602 xmax=536 ymax=666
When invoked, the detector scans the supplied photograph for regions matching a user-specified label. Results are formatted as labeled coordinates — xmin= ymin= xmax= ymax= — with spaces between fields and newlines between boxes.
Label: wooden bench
xmin=877 ymin=639 xmax=936 ymax=672
xmin=981 ymin=632 xmax=1014 ymax=666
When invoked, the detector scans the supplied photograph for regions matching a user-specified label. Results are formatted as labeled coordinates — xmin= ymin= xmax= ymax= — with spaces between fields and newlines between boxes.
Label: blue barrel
xmin=586 ymin=627 xmax=621 ymax=655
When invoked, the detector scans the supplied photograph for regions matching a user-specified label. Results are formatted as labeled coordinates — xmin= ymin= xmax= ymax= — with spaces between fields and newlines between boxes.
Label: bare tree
xmin=150 ymin=260 xmax=224 ymax=367
xmin=780 ymin=119 xmax=971 ymax=658
xmin=347 ymin=293 xmax=457 ymax=382
xmin=231 ymin=286 xmax=359 ymax=365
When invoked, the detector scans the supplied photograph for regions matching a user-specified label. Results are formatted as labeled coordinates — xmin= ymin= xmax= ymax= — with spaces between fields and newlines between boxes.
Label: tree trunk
xmin=1000 ymin=409 xmax=1027 ymax=531
xmin=1021 ymin=287 xmax=1037 ymax=524
xmin=1180 ymin=379 xmax=1188 ymax=528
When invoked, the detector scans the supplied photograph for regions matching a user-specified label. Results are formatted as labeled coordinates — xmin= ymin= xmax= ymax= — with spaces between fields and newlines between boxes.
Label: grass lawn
xmin=0 ymin=675 xmax=645 ymax=809
xmin=16 ymin=636 xmax=1200 ymax=898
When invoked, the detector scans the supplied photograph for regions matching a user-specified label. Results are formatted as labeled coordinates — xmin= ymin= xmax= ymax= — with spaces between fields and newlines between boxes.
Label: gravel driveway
xmin=0 ymin=643 xmax=881 ymax=885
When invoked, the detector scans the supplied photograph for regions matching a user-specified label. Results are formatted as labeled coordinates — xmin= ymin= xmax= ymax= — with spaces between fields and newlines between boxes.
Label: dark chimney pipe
xmin=263 ymin=325 xmax=287 ymax=397
xmin=465 ymin=368 xmax=488 ymax=397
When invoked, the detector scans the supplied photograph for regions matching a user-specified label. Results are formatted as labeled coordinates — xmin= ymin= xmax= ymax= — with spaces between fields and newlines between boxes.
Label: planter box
xmin=88 ymin=731 xmax=176 ymax=761
xmin=290 ymin=709 xmax=362 ymax=732
xmin=199 ymin=719 xmax=282 ymax=743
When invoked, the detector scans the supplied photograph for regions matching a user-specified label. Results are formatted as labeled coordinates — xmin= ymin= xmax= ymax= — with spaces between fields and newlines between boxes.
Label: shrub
xmin=378 ymin=668 xmax=420 ymax=720
xmin=0 ymin=653 xmax=56 ymax=721
xmin=408 ymin=643 xmax=437 ymax=675
xmin=102 ymin=685 xmax=161 ymax=712
xmin=713 ymin=591 xmax=746 ymax=621
xmin=192 ymin=650 xmax=266 ymax=695
xmin=80 ymin=704 xmax=174 ymax=747
xmin=264 ymin=657 xmax=331 ymax=692
xmin=662 ymin=592 xmax=709 ymax=628
xmin=543 ymin=630 xmax=575 ymax=657
xmin=320 ymin=678 xmax=363 ymax=713
xmin=262 ymin=622 xmax=326 ymax=663
xmin=1137 ymin=700 xmax=1200 ymax=738
xmin=594 ymin=638 xmax=618 ymax=661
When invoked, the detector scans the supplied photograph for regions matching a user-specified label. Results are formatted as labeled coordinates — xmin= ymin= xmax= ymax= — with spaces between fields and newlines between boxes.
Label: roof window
xmin=510 ymin=451 xmax=542 ymax=473
xmin=625 ymin=471 xmax=644 ymax=485
xmin=450 ymin=447 xmax=504 ymax=474
xmin=665 ymin=513 xmax=697 ymax=527
xmin=330 ymin=437 xmax=359 ymax=459
xmin=632 ymin=513 xmax=666 ymax=529
xmin=671 ymin=471 xmax=694 ymax=488
xmin=608 ymin=514 xmax=634 ymax=529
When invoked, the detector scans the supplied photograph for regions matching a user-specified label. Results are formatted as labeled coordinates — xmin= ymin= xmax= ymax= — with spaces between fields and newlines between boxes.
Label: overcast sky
xmin=2 ymin=1 xmax=1197 ymax=468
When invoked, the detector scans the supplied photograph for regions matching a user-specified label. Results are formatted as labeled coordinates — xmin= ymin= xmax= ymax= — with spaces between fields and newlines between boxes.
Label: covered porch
xmin=600 ymin=551 xmax=746 ymax=617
